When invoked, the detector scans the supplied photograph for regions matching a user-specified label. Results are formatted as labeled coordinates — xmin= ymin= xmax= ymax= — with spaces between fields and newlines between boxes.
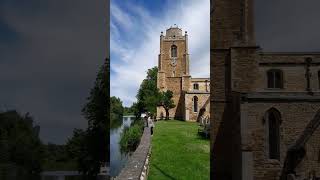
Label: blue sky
xmin=110 ymin=0 xmax=210 ymax=107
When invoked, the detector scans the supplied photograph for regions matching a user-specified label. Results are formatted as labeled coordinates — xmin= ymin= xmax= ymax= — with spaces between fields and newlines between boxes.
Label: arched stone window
xmin=318 ymin=71 xmax=320 ymax=89
xmin=171 ymin=45 xmax=177 ymax=58
xmin=193 ymin=96 xmax=198 ymax=112
xmin=267 ymin=69 xmax=283 ymax=88
xmin=265 ymin=108 xmax=281 ymax=160
xmin=193 ymin=83 xmax=199 ymax=90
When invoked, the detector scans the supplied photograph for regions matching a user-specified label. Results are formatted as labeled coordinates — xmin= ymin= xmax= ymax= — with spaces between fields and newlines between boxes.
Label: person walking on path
xmin=148 ymin=114 xmax=155 ymax=136
xmin=144 ymin=115 xmax=148 ymax=127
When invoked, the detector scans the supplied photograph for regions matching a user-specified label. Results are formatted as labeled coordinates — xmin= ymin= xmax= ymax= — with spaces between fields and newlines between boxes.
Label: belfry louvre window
xmin=267 ymin=69 xmax=283 ymax=88
xmin=193 ymin=96 xmax=198 ymax=112
xmin=193 ymin=83 xmax=199 ymax=90
xmin=171 ymin=45 xmax=177 ymax=58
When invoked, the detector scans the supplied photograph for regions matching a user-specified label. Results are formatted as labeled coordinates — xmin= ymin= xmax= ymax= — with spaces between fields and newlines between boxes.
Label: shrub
xmin=119 ymin=119 xmax=144 ymax=153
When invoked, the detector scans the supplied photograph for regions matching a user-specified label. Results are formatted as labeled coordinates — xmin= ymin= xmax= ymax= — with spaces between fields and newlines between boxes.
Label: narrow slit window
xmin=193 ymin=96 xmax=198 ymax=112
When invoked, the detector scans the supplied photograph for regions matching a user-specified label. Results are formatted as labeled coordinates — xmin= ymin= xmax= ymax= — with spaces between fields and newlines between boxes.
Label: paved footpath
xmin=115 ymin=127 xmax=151 ymax=180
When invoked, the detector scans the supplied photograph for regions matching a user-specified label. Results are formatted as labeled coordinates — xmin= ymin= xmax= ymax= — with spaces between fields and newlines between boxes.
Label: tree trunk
xmin=165 ymin=109 xmax=169 ymax=120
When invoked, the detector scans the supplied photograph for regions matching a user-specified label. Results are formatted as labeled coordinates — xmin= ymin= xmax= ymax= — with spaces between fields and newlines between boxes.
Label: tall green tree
xmin=110 ymin=96 xmax=124 ymax=129
xmin=136 ymin=67 xmax=160 ymax=117
xmin=67 ymin=58 xmax=109 ymax=178
xmin=159 ymin=90 xmax=176 ymax=120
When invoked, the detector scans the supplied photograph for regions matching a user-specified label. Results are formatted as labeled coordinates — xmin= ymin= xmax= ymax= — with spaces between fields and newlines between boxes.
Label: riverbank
xmin=148 ymin=120 xmax=210 ymax=179
xmin=115 ymin=127 xmax=151 ymax=180
xmin=110 ymin=116 xmax=134 ymax=177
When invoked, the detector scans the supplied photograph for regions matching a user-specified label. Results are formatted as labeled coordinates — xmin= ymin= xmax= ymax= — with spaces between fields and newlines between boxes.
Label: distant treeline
xmin=0 ymin=110 xmax=43 ymax=180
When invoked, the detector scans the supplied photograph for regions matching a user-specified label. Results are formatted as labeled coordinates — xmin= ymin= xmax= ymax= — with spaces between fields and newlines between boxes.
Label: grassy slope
xmin=148 ymin=120 xmax=210 ymax=180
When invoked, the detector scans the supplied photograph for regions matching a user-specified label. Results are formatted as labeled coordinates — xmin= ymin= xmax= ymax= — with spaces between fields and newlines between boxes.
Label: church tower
xmin=157 ymin=25 xmax=190 ymax=119
xmin=211 ymin=0 xmax=256 ymax=179
xmin=211 ymin=0 xmax=255 ymax=49
xmin=158 ymin=25 xmax=190 ymax=90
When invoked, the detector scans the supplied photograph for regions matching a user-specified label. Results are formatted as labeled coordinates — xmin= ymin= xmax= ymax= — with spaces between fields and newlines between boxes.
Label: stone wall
xmin=212 ymin=0 xmax=255 ymax=49
xmin=115 ymin=127 xmax=151 ymax=180
xmin=256 ymin=53 xmax=320 ymax=92
xmin=211 ymin=0 xmax=320 ymax=179
xmin=241 ymin=101 xmax=320 ymax=179
xmin=190 ymin=78 xmax=210 ymax=92
xmin=185 ymin=93 xmax=210 ymax=121
xmin=166 ymin=77 xmax=184 ymax=119
xmin=295 ymin=127 xmax=320 ymax=178
xmin=230 ymin=47 xmax=260 ymax=93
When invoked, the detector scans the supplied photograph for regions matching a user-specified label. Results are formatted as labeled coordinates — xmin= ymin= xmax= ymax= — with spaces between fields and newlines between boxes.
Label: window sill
xmin=267 ymin=158 xmax=281 ymax=165
xmin=265 ymin=88 xmax=284 ymax=90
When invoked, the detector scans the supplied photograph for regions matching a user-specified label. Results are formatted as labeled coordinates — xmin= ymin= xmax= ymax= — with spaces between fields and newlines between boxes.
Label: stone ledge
xmin=240 ymin=92 xmax=320 ymax=102
xmin=115 ymin=127 xmax=151 ymax=180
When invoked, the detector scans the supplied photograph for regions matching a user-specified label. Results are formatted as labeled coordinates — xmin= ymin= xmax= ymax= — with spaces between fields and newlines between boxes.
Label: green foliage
xmin=0 ymin=110 xmax=44 ymax=180
xmin=134 ymin=67 xmax=175 ymax=120
xmin=66 ymin=129 xmax=92 ymax=174
xmin=159 ymin=90 xmax=176 ymax=120
xmin=131 ymin=101 xmax=144 ymax=119
xmin=148 ymin=120 xmax=210 ymax=180
xmin=67 ymin=58 xmax=109 ymax=178
xmin=110 ymin=96 xmax=124 ymax=129
xmin=119 ymin=119 xmax=144 ymax=153
xmin=123 ymin=107 xmax=134 ymax=116
xmin=110 ymin=96 xmax=124 ymax=117
xmin=136 ymin=67 xmax=160 ymax=117
xmin=42 ymin=143 xmax=77 ymax=171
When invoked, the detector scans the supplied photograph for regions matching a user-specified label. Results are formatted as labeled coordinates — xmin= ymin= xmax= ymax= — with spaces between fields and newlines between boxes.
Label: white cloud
xmin=110 ymin=3 xmax=134 ymax=30
xmin=110 ymin=0 xmax=210 ymax=107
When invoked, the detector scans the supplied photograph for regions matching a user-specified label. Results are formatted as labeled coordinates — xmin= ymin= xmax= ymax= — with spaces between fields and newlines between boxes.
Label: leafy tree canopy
xmin=136 ymin=67 xmax=160 ymax=117
xmin=159 ymin=90 xmax=176 ymax=120
xmin=110 ymin=96 xmax=124 ymax=129
xmin=0 ymin=110 xmax=44 ymax=179
xmin=67 ymin=58 xmax=109 ymax=178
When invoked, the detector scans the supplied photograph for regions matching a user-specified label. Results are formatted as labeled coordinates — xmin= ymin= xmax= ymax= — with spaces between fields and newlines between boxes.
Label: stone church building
xmin=211 ymin=0 xmax=320 ymax=179
xmin=156 ymin=26 xmax=210 ymax=121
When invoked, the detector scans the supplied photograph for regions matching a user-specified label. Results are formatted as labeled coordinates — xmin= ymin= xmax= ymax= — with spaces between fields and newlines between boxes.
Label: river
xmin=110 ymin=115 xmax=135 ymax=177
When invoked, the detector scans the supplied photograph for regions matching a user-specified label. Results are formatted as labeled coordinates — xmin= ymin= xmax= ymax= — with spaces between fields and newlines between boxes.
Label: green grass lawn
xmin=148 ymin=120 xmax=210 ymax=180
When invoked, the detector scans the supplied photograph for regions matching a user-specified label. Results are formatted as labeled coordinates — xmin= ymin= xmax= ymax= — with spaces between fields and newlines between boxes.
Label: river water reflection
xmin=110 ymin=116 xmax=135 ymax=177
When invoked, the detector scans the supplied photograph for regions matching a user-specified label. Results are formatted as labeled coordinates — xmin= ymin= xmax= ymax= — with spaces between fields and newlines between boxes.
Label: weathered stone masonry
xmin=211 ymin=0 xmax=320 ymax=179
xmin=115 ymin=128 xmax=151 ymax=180
xmin=156 ymin=25 xmax=210 ymax=121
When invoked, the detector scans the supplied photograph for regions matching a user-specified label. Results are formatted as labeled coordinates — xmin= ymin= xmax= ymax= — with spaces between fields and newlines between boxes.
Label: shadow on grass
xmin=196 ymin=132 xmax=210 ymax=140
xmin=151 ymin=164 xmax=177 ymax=180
